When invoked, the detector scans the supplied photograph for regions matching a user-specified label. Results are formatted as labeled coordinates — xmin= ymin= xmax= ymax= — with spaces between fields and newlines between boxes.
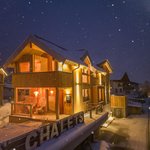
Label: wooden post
xmin=90 ymin=109 xmax=92 ymax=118
xmin=46 ymin=89 xmax=49 ymax=112
xmin=30 ymin=104 xmax=32 ymax=117
xmin=56 ymin=87 xmax=59 ymax=120
xmin=0 ymin=85 xmax=3 ymax=105
xmin=11 ymin=102 xmax=13 ymax=115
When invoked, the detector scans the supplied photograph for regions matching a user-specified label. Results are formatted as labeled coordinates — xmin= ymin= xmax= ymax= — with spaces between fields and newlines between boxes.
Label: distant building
xmin=111 ymin=72 xmax=139 ymax=97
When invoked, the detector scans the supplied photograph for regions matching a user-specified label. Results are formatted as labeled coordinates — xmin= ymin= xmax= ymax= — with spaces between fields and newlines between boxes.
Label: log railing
xmin=11 ymin=102 xmax=33 ymax=117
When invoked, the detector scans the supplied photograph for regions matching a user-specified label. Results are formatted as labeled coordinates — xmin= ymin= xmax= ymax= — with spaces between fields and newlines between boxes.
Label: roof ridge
xmin=34 ymin=34 xmax=68 ymax=51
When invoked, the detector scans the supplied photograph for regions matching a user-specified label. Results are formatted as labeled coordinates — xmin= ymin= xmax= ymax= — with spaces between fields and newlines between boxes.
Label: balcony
xmin=12 ymin=71 xmax=72 ymax=87
xmin=91 ymin=76 xmax=105 ymax=86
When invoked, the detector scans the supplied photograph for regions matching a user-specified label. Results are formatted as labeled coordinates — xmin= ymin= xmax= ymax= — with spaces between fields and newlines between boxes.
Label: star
xmin=108 ymin=34 xmax=112 ymax=38
xmin=140 ymin=29 xmax=145 ymax=33
xmin=115 ymin=16 xmax=118 ymax=19
xmin=76 ymin=40 xmax=80 ymax=44
xmin=81 ymin=27 xmax=85 ymax=31
xmin=32 ymin=18 xmax=36 ymax=22
xmin=118 ymin=28 xmax=121 ymax=32
xmin=83 ymin=35 xmax=88 ymax=39
xmin=41 ymin=11 xmax=44 ymax=15
xmin=146 ymin=22 xmax=150 ymax=26
xmin=28 ymin=1 xmax=31 ymax=5
xmin=131 ymin=40 xmax=135 ymax=43
xmin=112 ymin=4 xmax=114 ymax=7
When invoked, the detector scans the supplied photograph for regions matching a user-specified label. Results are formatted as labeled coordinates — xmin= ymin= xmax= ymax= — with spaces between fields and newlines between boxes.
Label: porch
xmin=10 ymin=102 xmax=70 ymax=123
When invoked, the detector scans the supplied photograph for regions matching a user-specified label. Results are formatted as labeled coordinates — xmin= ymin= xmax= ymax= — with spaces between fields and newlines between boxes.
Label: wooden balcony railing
xmin=11 ymin=102 xmax=33 ymax=117
xmin=12 ymin=71 xmax=72 ymax=87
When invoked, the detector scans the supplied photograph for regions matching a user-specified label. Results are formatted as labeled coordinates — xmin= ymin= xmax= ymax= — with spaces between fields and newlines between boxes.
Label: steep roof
xmin=121 ymin=72 xmax=130 ymax=82
xmin=4 ymin=35 xmax=89 ymax=68
xmin=96 ymin=59 xmax=113 ymax=73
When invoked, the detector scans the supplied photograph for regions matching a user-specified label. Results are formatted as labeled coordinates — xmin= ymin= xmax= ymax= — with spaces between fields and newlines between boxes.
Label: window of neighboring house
xmin=115 ymin=88 xmax=118 ymax=93
xmin=120 ymin=89 xmax=123 ymax=93
xmin=82 ymin=89 xmax=89 ymax=101
xmin=19 ymin=62 xmax=30 ymax=72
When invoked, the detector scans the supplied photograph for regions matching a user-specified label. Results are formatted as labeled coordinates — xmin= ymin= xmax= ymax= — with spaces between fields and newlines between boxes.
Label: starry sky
xmin=0 ymin=0 xmax=150 ymax=83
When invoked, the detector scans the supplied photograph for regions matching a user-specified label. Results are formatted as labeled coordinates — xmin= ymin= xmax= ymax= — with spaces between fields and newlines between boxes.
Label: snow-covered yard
xmin=0 ymin=102 xmax=11 ymax=128
xmin=96 ymin=100 xmax=149 ymax=150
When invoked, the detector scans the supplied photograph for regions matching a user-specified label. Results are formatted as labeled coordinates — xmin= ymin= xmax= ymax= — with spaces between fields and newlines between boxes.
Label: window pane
xmin=19 ymin=62 xmax=30 ymax=72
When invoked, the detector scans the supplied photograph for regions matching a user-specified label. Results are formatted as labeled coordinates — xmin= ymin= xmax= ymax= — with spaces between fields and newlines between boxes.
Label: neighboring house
xmin=0 ymin=68 xmax=7 ymax=105
xmin=3 ymin=68 xmax=14 ymax=101
xmin=111 ymin=72 xmax=139 ymax=97
xmin=4 ymin=34 xmax=112 ymax=120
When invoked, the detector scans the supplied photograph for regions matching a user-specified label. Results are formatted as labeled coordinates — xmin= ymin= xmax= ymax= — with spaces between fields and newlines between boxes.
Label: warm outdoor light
xmin=34 ymin=91 xmax=39 ymax=97
xmin=66 ymin=90 xmax=70 ymax=95
xmin=50 ymin=90 xmax=54 ymax=95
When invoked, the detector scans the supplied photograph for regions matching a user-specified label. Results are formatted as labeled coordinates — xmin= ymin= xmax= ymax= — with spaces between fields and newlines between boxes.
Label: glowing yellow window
xmin=19 ymin=62 xmax=30 ymax=72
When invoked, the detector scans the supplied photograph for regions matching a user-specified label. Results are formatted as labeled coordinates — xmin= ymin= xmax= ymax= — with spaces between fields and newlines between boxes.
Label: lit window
xmin=34 ymin=55 xmax=48 ymax=72
xmin=19 ymin=62 xmax=30 ymax=72
xmin=82 ymin=74 xmax=88 ymax=83
xmin=82 ymin=89 xmax=89 ymax=101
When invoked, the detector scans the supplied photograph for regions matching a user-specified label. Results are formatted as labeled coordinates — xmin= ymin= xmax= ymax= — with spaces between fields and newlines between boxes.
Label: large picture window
xmin=19 ymin=62 xmax=30 ymax=72
xmin=34 ymin=55 xmax=48 ymax=72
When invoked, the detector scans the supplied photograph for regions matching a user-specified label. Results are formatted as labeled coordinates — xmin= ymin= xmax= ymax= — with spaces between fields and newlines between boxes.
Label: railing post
xmin=30 ymin=104 xmax=32 ymax=118
xmin=90 ymin=109 xmax=92 ymax=118
xmin=11 ymin=102 xmax=13 ymax=115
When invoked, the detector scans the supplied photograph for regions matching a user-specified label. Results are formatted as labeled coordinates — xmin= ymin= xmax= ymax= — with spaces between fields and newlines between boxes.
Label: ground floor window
xmin=98 ymin=88 xmax=105 ymax=101
xmin=16 ymin=87 xmax=56 ymax=114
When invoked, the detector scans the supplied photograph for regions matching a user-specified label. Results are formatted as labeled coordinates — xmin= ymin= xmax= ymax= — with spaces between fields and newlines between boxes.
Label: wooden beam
xmin=55 ymin=87 xmax=59 ymax=119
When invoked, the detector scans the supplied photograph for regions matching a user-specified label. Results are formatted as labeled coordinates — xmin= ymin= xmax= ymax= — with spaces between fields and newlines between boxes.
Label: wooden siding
xmin=12 ymin=71 xmax=72 ymax=87
xmin=91 ymin=76 xmax=99 ymax=85
xmin=111 ymin=95 xmax=127 ymax=108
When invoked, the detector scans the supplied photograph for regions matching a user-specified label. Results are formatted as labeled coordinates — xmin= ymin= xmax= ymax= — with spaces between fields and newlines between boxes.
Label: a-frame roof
xmin=96 ymin=59 xmax=113 ymax=73
xmin=121 ymin=72 xmax=130 ymax=82
xmin=4 ymin=35 xmax=91 ymax=68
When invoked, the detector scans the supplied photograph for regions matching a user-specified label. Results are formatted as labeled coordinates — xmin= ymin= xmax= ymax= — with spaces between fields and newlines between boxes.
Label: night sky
xmin=0 ymin=0 xmax=150 ymax=83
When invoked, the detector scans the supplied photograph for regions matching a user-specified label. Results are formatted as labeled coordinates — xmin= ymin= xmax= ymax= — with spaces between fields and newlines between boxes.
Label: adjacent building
xmin=4 ymin=35 xmax=112 ymax=120
xmin=111 ymin=72 xmax=139 ymax=97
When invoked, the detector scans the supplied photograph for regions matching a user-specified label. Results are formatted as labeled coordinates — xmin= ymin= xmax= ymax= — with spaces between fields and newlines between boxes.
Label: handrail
xmin=11 ymin=102 xmax=32 ymax=117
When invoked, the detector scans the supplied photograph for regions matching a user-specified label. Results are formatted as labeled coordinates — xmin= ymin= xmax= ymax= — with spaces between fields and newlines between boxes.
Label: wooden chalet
xmin=4 ymin=35 xmax=112 ymax=122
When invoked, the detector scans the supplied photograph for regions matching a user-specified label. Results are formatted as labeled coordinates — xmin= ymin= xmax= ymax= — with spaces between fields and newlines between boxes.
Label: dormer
xmin=97 ymin=59 xmax=113 ymax=74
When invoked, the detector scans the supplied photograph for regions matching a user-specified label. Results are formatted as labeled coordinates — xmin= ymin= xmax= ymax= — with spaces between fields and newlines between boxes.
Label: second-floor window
xmin=82 ymin=89 xmax=89 ymax=101
xmin=82 ymin=68 xmax=89 ymax=83
xmin=19 ymin=62 xmax=30 ymax=72
xmin=34 ymin=55 xmax=48 ymax=72
xmin=82 ymin=74 xmax=88 ymax=83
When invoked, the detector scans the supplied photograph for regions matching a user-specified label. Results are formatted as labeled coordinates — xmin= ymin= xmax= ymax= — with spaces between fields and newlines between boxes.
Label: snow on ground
xmin=97 ymin=99 xmax=149 ymax=150
xmin=0 ymin=102 xmax=11 ymax=128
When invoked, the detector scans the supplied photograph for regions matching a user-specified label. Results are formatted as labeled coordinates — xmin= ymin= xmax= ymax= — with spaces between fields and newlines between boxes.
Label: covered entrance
xmin=11 ymin=87 xmax=72 ymax=121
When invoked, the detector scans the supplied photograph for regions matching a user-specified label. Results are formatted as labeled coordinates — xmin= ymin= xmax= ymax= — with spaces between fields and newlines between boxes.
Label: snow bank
xmin=91 ymin=140 xmax=110 ymax=150
xmin=0 ymin=103 xmax=11 ymax=128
